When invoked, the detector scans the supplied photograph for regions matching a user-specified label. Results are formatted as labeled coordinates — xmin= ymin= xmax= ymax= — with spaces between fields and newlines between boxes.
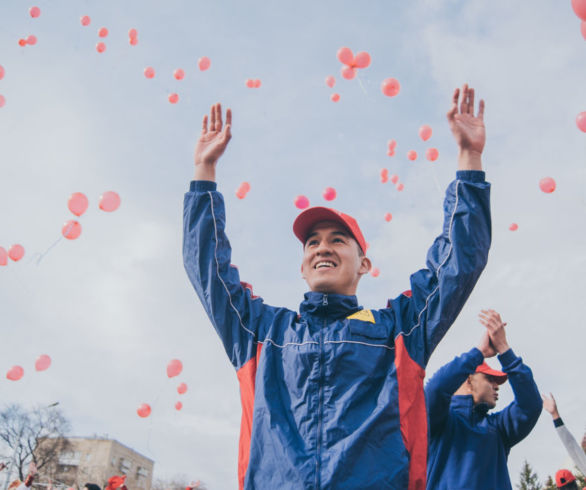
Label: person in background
xmin=555 ymin=468 xmax=581 ymax=489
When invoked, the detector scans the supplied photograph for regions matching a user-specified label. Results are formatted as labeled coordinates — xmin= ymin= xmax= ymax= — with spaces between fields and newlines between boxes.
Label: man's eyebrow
xmin=305 ymin=229 xmax=349 ymax=243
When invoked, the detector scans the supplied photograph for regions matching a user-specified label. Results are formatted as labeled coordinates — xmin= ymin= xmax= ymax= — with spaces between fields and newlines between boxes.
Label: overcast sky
xmin=1 ymin=0 xmax=585 ymax=488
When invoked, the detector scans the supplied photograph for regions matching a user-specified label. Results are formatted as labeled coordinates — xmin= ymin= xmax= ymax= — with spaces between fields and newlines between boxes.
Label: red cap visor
xmin=475 ymin=362 xmax=508 ymax=384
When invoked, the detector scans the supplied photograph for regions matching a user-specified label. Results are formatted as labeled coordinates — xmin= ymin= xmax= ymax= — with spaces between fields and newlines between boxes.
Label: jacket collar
xmin=299 ymin=291 xmax=361 ymax=319
xmin=451 ymin=395 xmax=490 ymax=422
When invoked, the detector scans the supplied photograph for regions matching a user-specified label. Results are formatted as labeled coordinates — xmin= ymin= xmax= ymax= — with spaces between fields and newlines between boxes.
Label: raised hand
xmin=542 ymin=393 xmax=560 ymax=419
xmin=478 ymin=309 xmax=509 ymax=354
xmin=477 ymin=330 xmax=497 ymax=358
xmin=194 ymin=103 xmax=232 ymax=181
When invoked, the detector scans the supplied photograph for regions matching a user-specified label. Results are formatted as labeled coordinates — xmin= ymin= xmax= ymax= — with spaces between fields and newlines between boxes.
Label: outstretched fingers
xmin=201 ymin=114 xmax=208 ymax=135
xmin=460 ymin=84 xmax=469 ymax=114
xmin=478 ymin=99 xmax=485 ymax=121
xmin=447 ymin=88 xmax=459 ymax=121
xmin=216 ymin=103 xmax=223 ymax=132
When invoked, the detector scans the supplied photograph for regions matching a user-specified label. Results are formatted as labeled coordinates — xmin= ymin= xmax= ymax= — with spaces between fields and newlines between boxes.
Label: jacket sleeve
xmin=183 ymin=180 xmax=273 ymax=369
xmin=494 ymin=349 xmax=542 ymax=448
xmin=554 ymin=419 xmax=586 ymax=475
xmin=425 ymin=347 xmax=484 ymax=436
xmin=391 ymin=170 xmax=491 ymax=366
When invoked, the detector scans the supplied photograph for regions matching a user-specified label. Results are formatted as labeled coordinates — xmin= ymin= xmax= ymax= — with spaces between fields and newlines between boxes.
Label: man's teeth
xmin=316 ymin=261 xmax=335 ymax=269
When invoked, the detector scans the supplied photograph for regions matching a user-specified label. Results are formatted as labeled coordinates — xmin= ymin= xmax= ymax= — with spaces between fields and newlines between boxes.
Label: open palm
xmin=194 ymin=103 xmax=232 ymax=167
xmin=447 ymin=84 xmax=486 ymax=154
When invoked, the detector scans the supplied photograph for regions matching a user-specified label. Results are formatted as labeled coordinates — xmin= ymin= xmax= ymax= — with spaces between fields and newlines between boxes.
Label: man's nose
xmin=316 ymin=241 xmax=332 ymax=254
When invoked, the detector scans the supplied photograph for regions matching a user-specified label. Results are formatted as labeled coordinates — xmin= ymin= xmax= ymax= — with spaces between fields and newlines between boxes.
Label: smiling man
xmin=425 ymin=310 xmax=542 ymax=490
xmin=183 ymin=85 xmax=491 ymax=489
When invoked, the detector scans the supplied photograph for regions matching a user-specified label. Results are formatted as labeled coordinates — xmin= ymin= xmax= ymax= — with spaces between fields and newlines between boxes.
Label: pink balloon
xmin=396 ymin=183 xmax=404 ymax=192
xmin=144 ymin=67 xmax=155 ymax=79
xmin=0 ymin=247 xmax=7 ymax=266
xmin=341 ymin=66 xmax=356 ymax=80
xmin=177 ymin=382 xmax=188 ymax=395
xmin=370 ymin=267 xmax=380 ymax=278
xmin=380 ymin=168 xmax=389 ymax=183
xmin=129 ymin=37 xmax=138 ymax=46
xmin=175 ymin=401 xmax=183 ymax=411
xmin=8 ymin=244 xmax=24 ymax=262
xmin=174 ymin=69 xmax=185 ymax=81
xmin=26 ymin=35 xmax=37 ymax=46
xmin=96 ymin=42 xmax=106 ymax=53
xmin=426 ymin=148 xmax=439 ymax=162
xmin=354 ymin=52 xmax=371 ymax=69
xmin=539 ymin=177 xmax=556 ymax=193
xmin=0 ymin=95 xmax=5 ymax=108
xmin=236 ymin=189 xmax=246 ymax=199
xmin=407 ymin=150 xmax=417 ymax=161
xmin=29 ymin=6 xmax=41 ymax=18
xmin=581 ymin=21 xmax=586 ymax=40
xmin=322 ymin=187 xmax=337 ymax=201
xmin=390 ymin=174 xmax=399 ymax=184
xmin=98 ymin=27 xmax=109 ymax=38
xmin=325 ymin=75 xmax=335 ymax=88
xmin=337 ymin=47 xmax=354 ymax=65
xmin=198 ymin=56 xmax=211 ymax=71
xmin=68 ymin=192 xmax=89 ymax=217
xmin=331 ymin=93 xmax=340 ymax=103
xmin=294 ymin=195 xmax=310 ymax=209
xmin=384 ymin=213 xmax=392 ymax=222
xmin=419 ymin=125 xmax=432 ymax=141
xmin=6 ymin=366 xmax=24 ymax=381
xmin=381 ymin=78 xmax=400 ymax=97
xmin=128 ymin=28 xmax=138 ymax=39
xmin=572 ymin=0 xmax=586 ymax=21
xmin=18 ymin=39 xmax=27 ymax=47
xmin=245 ymin=79 xmax=255 ymax=88
xmin=62 ymin=220 xmax=82 ymax=240
xmin=388 ymin=139 xmax=397 ymax=150
xmin=576 ymin=111 xmax=586 ymax=132
xmin=168 ymin=93 xmax=179 ymax=104
xmin=0 ymin=65 xmax=4 ymax=80
xmin=509 ymin=223 xmax=518 ymax=231
xmin=137 ymin=403 xmax=151 ymax=418
xmin=240 ymin=182 xmax=251 ymax=193
xmin=254 ymin=79 xmax=261 ymax=88
xmin=99 ymin=191 xmax=121 ymax=211
xmin=167 ymin=359 xmax=183 ymax=378
xmin=35 ymin=354 xmax=51 ymax=371
xmin=80 ymin=15 xmax=91 ymax=26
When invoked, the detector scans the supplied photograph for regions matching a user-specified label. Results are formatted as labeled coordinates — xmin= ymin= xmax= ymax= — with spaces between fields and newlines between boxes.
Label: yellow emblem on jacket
xmin=346 ymin=309 xmax=375 ymax=323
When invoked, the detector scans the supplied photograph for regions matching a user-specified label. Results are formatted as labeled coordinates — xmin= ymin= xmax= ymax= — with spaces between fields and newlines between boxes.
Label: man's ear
xmin=359 ymin=256 xmax=372 ymax=275
xmin=300 ymin=263 xmax=305 ymax=278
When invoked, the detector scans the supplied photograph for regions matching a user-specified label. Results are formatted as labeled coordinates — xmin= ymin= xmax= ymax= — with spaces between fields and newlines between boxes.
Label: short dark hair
xmin=85 ymin=484 xmax=102 ymax=490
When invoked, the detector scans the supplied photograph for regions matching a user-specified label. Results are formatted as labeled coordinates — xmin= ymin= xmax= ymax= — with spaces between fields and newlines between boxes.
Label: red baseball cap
xmin=293 ymin=207 xmax=367 ymax=254
xmin=106 ymin=475 xmax=126 ymax=490
xmin=556 ymin=469 xmax=576 ymax=487
xmin=475 ymin=362 xmax=508 ymax=384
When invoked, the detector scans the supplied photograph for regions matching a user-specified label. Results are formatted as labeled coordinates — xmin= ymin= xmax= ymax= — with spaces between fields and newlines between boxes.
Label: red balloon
xmin=325 ymin=75 xmax=335 ymax=88
xmin=419 ymin=125 xmax=432 ymax=141
xmin=175 ymin=401 xmax=183 ymax=411
xmin=18 ymin=39 xmax=27 ymax=47
xmin=294 ymin=195 xmax=310 ymax=209
xmin=581 ymin=21 xmax=586 ymax=40
xmin=337 ymin=47 xmax=354 ymax=65
xmin=254 ymin=79 xmax=261 ymax=88
xmin=177 ymin=382 xmax=188 ymax=395
xmin=96 ymin=42 xmax=106 ymax=53
xmin=0 ymin=247 xmax=7 ymax=266
xmin=322 ymin=187 xmax=337 ymax=201
xmin=353 ymin=52 xmax=371 ymax=69
xmin=99 ymin=191 xmax=121 ymax=212
xmin=509 ymin=223 xmax=518 ymax=231
xmin=8 ymin=244 xmax=24 ymax=262
xmin=245 ymin=79 xmax=254 ymax=88
xmin=35 ymin=354 xmax=51 ymax=371
xmin=572 ymin=0 xmax=586 ymax=20
xmin=62 ymin=220 xmax=82 ymax=240
xmin=98 ymin=27 xmax=109 ymax=38
xmin=426 ymin=148 xmax=439 ymax=162
xmin=407 ymin=150 xmax=417 ymax=161
xmin=198 ymin=56 xmax=211 ymax=71
xmin=128 ymin=28 xmax=138 ymax=39
xmin=29 ymin=6 xmax=41 ymax=18
xmin=0 ymin=65 xmax=4 ymax=80
xmin=26 ymin=35 xmax=37 ymax=46
xmin=80 ymin=15 xmax=91 ymax=26
xmin=239 ymin=182 xmax=251 ymax=193
xmin=167 ymin=359 xmax=183 ymax=378
xmin=330 ymin=93 xmax=340 ymax=103
xmin=68 ymin=192 xmax=89 ymax=217
xmin=370 ymin=267 xmax=380 ymax=278
xmin=576 ymin=112 xmax=586 ymax=132
xmin=390 ymin=174 xmax=399 ymax=184
xmin=381 ymin=78 xmax=400 ymax=97
xmin=236 ymin=189 xmax=246 ymax=199
xmin=174 ymin=69 xmax=185 ymax=81
xmin=137 ymin=403 xmax=151 ymax=418
xmin=380 ymin=168 xmax=389 ymax=183
xmin=384 ymin=213 xmax=392 ymax=222
xmin=168 ymin=93 xmax=179 ymax=104
xmin=539 ymin=177 xmax=556 ymax=193
xmin=341 ymin=66 xmax=356 ymax=80
xmin=129 ymin=37 xmax=138 ymax=46
xmin=0 ymin=95 xmax=5 ymax=108
xmin=144 ymin=67 xmax=155 ymax=79
xmin=396 ymin=183 xmax=404 ymax=192
xmin=6 ymin=366 xmax=24 ymax=381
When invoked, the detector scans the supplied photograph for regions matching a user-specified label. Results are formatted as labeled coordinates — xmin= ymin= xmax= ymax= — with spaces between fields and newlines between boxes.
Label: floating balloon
xmin=8 ymin=244 xmax=24 ymax=262
xmin=341 ymin=66 xmax=356 ymax=80
xmin=0 ymin=65 xmax=4 ymax=80
xmin=174 ymin=69 xmax=185 ymax=80
xmin=254 ymin=79 xmax=261 ymax=88
xmin=98 ymin=27 xmax=108 ymax=38
xmin=380 ymin=168 xmax=389 ymax=183
xmin=396 ymin=183 xmax=404 ymax=192
xmin=509 ymin=223 xmax=518 ymax=231
xmin=35 ymin=354 xmax=51 ymax=371
xmin=572 ymin=0 xmax=586 ymax=21
xmin=6 ymin=366 xmax=24 ymax=381
xmin=167 ymin=359 xmax=183 ymax=378
xmin=390 ymin=174 xmax=399 ymax=184
xmin=330 ymin=93 xmax=340 ymax=103
xmin=325 ymin=75 xmax=335 ymax=88
xmin=236 ymin=182 xmax=250 ymax=199
xmin=128 ymin=28 xmax=138 ymax=39
xmin=175 ymin=401 xmax=183 ymax=411
xmin=96 ymin=42 xmax=106 ymax=53
xmin=419 ymin=125 xmax=432 ymax=141
xmin=137 ymin=403 xmax=151 ymax=418
xmin=177 ymin=382 xmax=188 ymax=395
xmin=18 ymin=39 xmax=27 ymax=47
xmin=29 ymin=6 xmax=41 ymax=18
xmin=581 ymin=21 xmax=586 ymax=40
xmin=168 ymin=93 xmax=179 ymax=104
xmin=198 ymin=56 xmax=210 ymax=71
xmin=80 ymin=15 xmax=91 ymax=26
xmin=236 ymin=189 xmax=246 ymax=199
xmin=62 ymin=220 xmax=82 ymax=240
xmin=353 ymin=52 xmax=371 ymax=69
xmin=99 ymin=191 xmax=121 ymax=212
xmin=370 ymin=267 xmax=380 ymax=278
xmin=68 ymin=192 xmax=89 ymax=217
xmin=407 ymin=150 xmax=417 ymax=161
xmin=0 ymin=95 xmax=5 ymax=108
xmin=384 ymin=213 xmax=392 ymax=222
xmin=294 ymin=195 xmax=310 ymax=209
xmin=26 ymin=35 xmax=37 ymax=46
xmin=323 ymin=187 xmax=337 ymax=201
xmin=426 ymin=148 xmax=439 ymax=162
xmin=381 ymin=78 xmax=400 ymax=97
xmin=0 ymin=247 xmax=7 ymax=266
xmin=539 ymin=177 xmax=556 ymax=193
xmin=240 ymin=182 xmax=251 ymax=192
xmin=577 ymin=111 xmax=586 ymax=132
xmin=245 ymin=79 xmax=261 ymax=88
xmin=337 ymin=47 xmax=354 ymax=65
xmin=129 ymin=37 xmax=138 ymax=46
xmin=387 ymin=139 xmax=397 ymax=156
xmin=144 ymin=67 xmax=155 ymax=79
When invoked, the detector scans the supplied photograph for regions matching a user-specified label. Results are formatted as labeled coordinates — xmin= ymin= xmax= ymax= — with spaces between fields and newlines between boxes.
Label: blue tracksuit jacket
xmin=183 ymin=171 xmax=491 ymax=489
xmin=426 ymin=348 xmax=542 ymax=490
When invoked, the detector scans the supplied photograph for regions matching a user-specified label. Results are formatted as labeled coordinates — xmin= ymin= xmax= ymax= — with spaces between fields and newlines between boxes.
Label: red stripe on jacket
xmin=395 ymin=335 xmax=427 ymax=490
xmin=236 ymin=344 xmax=263 ymax=490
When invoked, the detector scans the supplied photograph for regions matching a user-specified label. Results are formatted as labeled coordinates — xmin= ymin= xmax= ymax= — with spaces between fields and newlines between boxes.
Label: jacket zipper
xmin=315 ymin=293 xmax=327 ymax=488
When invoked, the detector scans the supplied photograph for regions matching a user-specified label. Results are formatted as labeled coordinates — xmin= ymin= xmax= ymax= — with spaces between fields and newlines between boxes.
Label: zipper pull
xmin=323 ymin=294 xmax=328 ymax=306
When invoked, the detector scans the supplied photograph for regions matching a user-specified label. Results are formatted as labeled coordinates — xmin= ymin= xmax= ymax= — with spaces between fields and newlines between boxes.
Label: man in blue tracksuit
xmin=183 ymin=85 xmax=491 ymax=489
xmin=426 ymin=309 xmax=542 ymax=490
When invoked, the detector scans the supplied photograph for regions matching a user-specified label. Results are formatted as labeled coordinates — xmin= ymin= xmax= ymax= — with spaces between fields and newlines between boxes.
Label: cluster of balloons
xmin=387 ymin=127 xmax=439 ymax=164
xmin=337 ymin=47 xmax=371 ymax=80
xmin=5 ymin=355 xmax=52 ymax=381
xmin=142 ymin=58 xmax=211 ymax=102
xmin=380 ymin=168 xmax=403 ymax=191
xmin=63 ymin=191 xmax=121 ymax=240
xmin=236 ymin=182 xmax=251 ymax=199
xmin=245 ymin=79 xmax=262 ymax=88
xmin=324 ymin=75 xmax=341 ymax=102
xmin=292 ymin=188 xmax=337 ymax=209
xmin=0 ymin=244 xmax=25 ymax=266
xmin=18 ymin=34 xmax=37 ymax=47
xmin=137 ymin=359 xmax=188 ymax=417
xmin=96 ymin=26 xmax=109 ymax=53
xmin=128 ymin=28 xmax=138 ymax=46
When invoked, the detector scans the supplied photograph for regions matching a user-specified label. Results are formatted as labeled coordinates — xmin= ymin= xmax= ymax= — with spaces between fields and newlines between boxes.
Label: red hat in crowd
xmin=106 ymin=475 xmax=126 ymax=490
xmin=475 ymin=362 xmax=508 ymax=384
xmin=293 ymin=207 xmax=367 ymax=255
xmin=556 ymin=469 xmax=576 ymax=487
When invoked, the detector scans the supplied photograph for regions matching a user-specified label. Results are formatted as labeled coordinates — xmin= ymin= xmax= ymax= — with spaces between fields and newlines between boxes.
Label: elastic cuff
xmin=190 ymin=180 xmax=217 ymax=192
xmin=469 ymin=347 xmax=485 ymax=365
xmin=554 ymin=417 xmax=564 ymax=428
xmin=456 ymin=170 xmax=486 ymax=182
xmin=497 ymin=348 xmax=516 ymax=368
